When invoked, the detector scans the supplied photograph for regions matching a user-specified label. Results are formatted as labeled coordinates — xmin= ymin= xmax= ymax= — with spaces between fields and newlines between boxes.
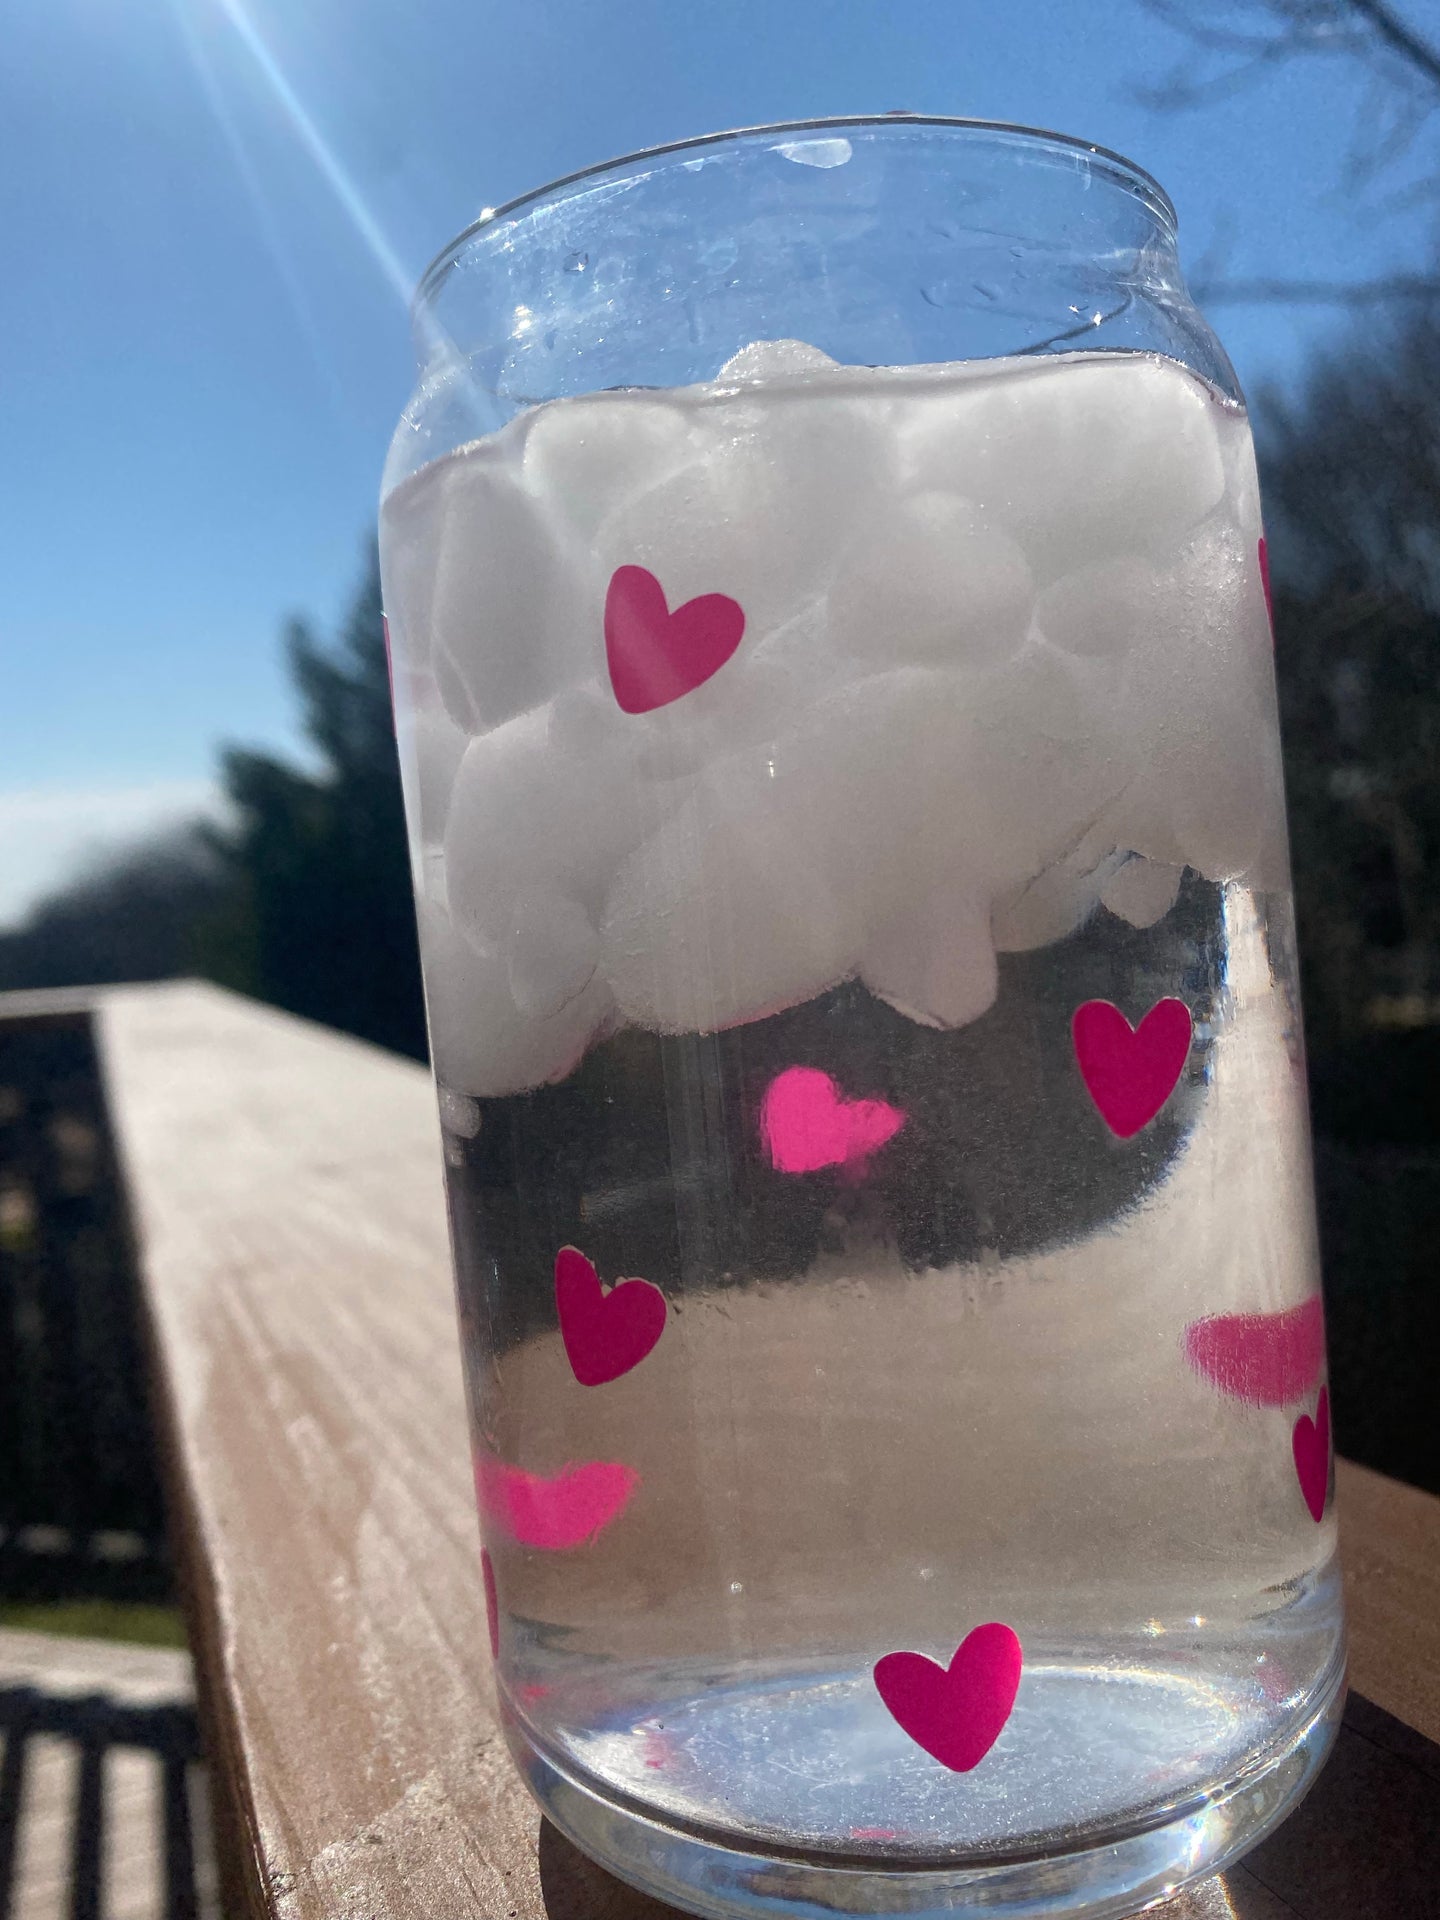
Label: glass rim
xmin=414 ymin=113 xmax=1179 ymax=316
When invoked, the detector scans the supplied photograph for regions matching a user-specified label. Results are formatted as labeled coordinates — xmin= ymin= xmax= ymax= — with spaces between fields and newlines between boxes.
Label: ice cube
xmin=407 ymin=705 xmax=470 ymax=842
xmin=626 ymin=599 xmax=836 ymax=780
xmin=992 ymin=849 xmax=1127 ymax=953
xmin=437 ymin=1086 xmax=482 ymax=1137
xmin=860 ymin=892 xmax=998 ymax=1028
xmin=1035 ymin=556 xmax=1159 ymax=659
xmin=1100 ymin=856 xmax=1185 ymax=929
xmin=1169 ymin=709 xmax=1283 ymax=885
xmin=901 ymin=355 xmax=1226 ymax=580
xmin=506 ymin=890 xmax=601 ymax=1019
xmin=421 ymin=448 xmax=600 ymax=734
xmin=521 ymin=391 xmax=697 ymax=542
xmin=983 ymin=635 xmax=1129 ymax=752
xmin=419 ymin=899 xmax=614 ymax=1097
xmin=829 ymin=492 xmax=1033 ymax=668
xmin=548 ymin=684 xmax=622 ymax=760
xmin=1109 ymin=518 xmax=1282 ymax=884
xmin=444 ymin=705 xmax=683 ymax=952
xmin=599 ymin=734 xmax=864 ymax=1034
xmin=594 ymin=381 xmax=892 ymax=645
xmin=716 ymin=340 xmax=841 ymax=382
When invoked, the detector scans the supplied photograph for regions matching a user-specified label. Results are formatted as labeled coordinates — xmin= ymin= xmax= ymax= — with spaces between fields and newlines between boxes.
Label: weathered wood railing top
xmin=4 ymin=981 xmax=1437 ymax=1919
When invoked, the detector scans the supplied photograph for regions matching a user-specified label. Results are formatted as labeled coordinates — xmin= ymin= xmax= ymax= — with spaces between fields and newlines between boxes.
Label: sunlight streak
xmin=168 ymin=0 xmax=358 ymax=417
xmin=208 ymin=0 xmax=414 ymax=306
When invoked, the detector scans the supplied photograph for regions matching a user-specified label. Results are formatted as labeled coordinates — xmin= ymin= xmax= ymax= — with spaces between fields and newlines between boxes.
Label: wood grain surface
xmin=48 ymin=981 xmax=1436 ymax=1920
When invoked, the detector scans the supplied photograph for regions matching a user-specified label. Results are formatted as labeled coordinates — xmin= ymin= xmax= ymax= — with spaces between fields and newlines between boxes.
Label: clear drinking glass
xmin=379 ymin=118 xmax=1345 ymax=1920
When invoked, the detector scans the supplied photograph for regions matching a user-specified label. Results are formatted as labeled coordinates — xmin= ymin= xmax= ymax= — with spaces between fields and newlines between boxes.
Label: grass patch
xmin=0 ymin=1600 xmax=188 ymax=1649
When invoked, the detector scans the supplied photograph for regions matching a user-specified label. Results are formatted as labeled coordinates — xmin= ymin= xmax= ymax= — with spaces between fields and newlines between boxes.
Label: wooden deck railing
xmin=2 ymin=981 xmax=1437 ymax=1919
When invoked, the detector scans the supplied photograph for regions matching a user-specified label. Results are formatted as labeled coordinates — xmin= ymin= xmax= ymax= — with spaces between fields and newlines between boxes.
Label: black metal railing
xmin=0 ymin=1010 xmax=171 ymax=1603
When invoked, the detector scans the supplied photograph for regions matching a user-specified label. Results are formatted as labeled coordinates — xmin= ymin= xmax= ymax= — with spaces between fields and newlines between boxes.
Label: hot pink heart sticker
xmin=481 ymin=1546 xmax=500 ymax=1659
xmin=474 ymin=1452 xmax=638 ymax=1550
xmin=605 ymin=564 xmax=745 ymax=714
xmin=874 ymin=1623 xmax=1023 ymax=1772
xmin=1184 ymin=1297 xmax=1326 ymax=1407
xmin=760 ymin=1066 xmax=908 ymax=1174
xmin=1072 ymin=998 xmax=1192 ymax=1139
xmin=1258 ymin=537 xmax=1273 ymax=638
xmin=555 ymin=1245 xmax=667 ymax=1386
xmin=1292 ymin=1387 xmax=1331 ymax=1523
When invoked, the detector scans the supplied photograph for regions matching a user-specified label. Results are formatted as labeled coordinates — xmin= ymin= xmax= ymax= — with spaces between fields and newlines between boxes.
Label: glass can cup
xmin=379 ymin=118 xmax=1345 ymax=1920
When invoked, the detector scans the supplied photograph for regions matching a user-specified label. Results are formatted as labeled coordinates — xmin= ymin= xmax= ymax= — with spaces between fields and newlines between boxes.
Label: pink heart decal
xmin=760 ymin=1067 xmax=908 ymax=1174
xmin=874 ymin=1623 xmax=1023 ymax=1773
xmin=474 ymin=1452 xmax=638 ymax=1550
xmin=555 ymin=1245 xmax=667 ymax=1386
xmin=1292 ymin=1387 xmax=1331 ymax=1523
xmin=605 ymin=564 xmax=745 ymax=714
xmin=1258 ymin=537 xmax=1273 ymax=637
xmin=1184 ymin=1297 xmax=1326 ymax=1407
xmin=481 ymin=1546 xmax=500 ymax=1659
xmin=1072 ymin=998 xmax=1192 ymax=1139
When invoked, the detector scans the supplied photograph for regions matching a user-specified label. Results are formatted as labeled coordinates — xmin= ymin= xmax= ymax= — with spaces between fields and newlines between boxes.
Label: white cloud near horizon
xmin=0 ymin=780 xmax=227 ymax=930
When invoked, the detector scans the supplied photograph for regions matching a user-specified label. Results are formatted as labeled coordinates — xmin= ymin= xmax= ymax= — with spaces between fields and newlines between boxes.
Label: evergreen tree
xmin=0 ymin=828 xmax=225 ymax=993
xmin=1261 ymin=300 xmax=1440 ymax=1133
xmin=200 ymin=550 xmax=427 ymax=1061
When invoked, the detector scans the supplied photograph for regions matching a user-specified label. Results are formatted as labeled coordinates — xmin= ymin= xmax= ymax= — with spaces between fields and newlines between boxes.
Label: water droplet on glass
xmin=564 ymin=251 xmax=588 ymax=274
xmin=774 ymin=137 xmax=852 ymax=170
xmin=973 ymin=281 xmax=999 ymax=303
xmin=542 ymin=329 xmax=557 ymax=351
xmin=729 ymin=1581 xmax=744 ymax=1595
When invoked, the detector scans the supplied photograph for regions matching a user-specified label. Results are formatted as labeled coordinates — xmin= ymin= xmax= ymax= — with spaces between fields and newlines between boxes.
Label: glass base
xmin=505 ymin=1665 xmax=1344 ymax=1920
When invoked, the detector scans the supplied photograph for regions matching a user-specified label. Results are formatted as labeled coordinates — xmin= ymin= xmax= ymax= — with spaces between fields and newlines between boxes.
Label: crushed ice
xmin=381 ymin=344 xmax=1282 ymax=1096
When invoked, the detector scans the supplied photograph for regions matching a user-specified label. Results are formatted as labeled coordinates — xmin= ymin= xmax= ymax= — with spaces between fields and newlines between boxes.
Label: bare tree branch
xmin=1135 ymin=0 xmax=1440 ymax=301
xmin=1194 ymin=273 xmax=1440 ymax=303
xmin=1347 ymin=0 xmax=1440 ymax=91
xmin=1136 ymin=0 xmax=1440 ymax=113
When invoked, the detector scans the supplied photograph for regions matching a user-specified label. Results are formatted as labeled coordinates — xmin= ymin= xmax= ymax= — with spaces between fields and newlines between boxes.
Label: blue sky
xmin=2 ymin=0 xmax=1435 ymax=923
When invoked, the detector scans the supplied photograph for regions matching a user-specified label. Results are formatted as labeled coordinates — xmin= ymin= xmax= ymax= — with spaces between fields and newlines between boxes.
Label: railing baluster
xmin=0 ymin=1702 xmax=33 ymax=1920
xmin=67 ymin=1706 xmax=105 ymax=1920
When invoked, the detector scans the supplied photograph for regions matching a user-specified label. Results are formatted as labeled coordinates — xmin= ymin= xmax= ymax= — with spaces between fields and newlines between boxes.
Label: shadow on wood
xmin=538 ymin=1819 xmax=686 ymax=1919
xmin=0 ymin=1650 xmax=213 ymax=1920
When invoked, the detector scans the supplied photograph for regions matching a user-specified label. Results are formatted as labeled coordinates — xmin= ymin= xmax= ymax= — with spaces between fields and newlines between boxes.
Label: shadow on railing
xmin=0 ymin=1682 xmax=212 ymax=1920
xmin=0 ymin=1005 xmax=172 ymax=1604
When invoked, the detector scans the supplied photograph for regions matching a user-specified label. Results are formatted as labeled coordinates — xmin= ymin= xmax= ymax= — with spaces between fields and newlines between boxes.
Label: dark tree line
xmin=1264 ymin=299 xmax=1440 ymax=1146
xmin=0 ymin=554 xmax=426 ymax=1063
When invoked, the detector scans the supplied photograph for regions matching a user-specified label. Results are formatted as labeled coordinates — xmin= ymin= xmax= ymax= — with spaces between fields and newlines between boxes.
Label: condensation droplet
xmin=774 ymin=137 xmax=853 ymax=170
